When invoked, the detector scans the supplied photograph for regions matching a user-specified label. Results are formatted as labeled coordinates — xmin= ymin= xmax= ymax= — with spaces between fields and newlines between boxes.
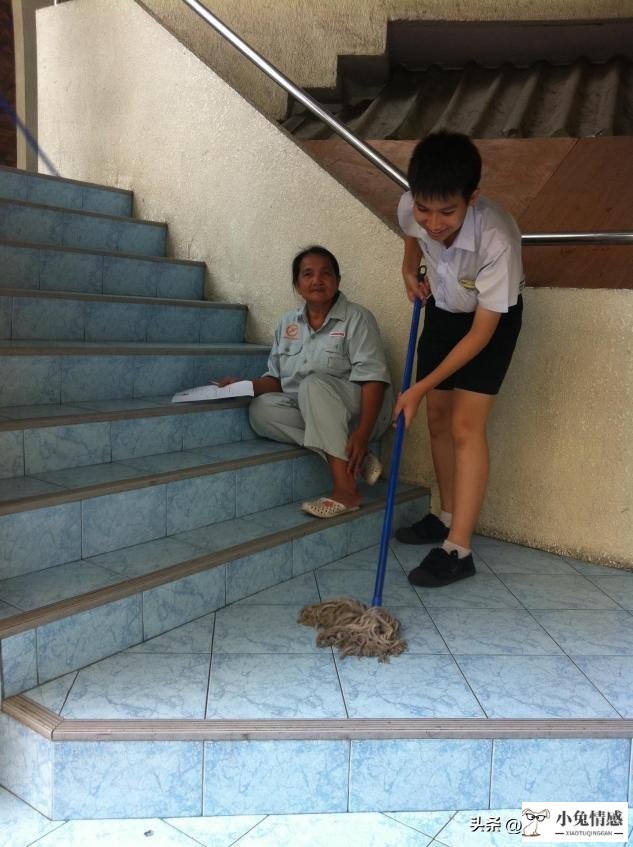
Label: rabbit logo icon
xmin=522 ymin=808 xmax=550 ymax=837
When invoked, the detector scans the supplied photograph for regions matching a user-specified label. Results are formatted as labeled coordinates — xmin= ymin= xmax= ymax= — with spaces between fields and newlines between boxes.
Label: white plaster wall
xmin=37 ymin=0 xmax=633 ymax=566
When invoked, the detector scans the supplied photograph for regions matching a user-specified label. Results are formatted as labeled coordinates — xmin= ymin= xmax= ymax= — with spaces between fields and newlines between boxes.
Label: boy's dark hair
xmin=292 ymin=245 xmax=341 ymax=289
xmin=407 ymin=131 xmax=481 ymax=201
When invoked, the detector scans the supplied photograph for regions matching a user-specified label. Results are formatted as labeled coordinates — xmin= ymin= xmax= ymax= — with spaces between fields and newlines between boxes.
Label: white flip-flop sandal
xmin=361 ymin=452 xmax=382 ymax=486
xmin=301 ymin=497 xmax=361 ymax=519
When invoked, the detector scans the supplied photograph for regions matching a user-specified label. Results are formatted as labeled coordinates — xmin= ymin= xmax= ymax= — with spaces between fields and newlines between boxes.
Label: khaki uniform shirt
xmin=264 ymin=292 xmax=391 ymax=396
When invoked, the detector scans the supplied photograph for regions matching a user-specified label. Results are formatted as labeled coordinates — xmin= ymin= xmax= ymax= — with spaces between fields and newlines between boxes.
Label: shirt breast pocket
xmin=318 ymin=339 xmax=349 ymax=377
xmin=278 ymin=341 xmax=303 ymax=365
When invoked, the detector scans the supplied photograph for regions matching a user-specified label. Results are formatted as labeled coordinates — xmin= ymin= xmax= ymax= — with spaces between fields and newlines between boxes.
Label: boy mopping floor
xmin=394 ymin=132 xmax=524 ymax=588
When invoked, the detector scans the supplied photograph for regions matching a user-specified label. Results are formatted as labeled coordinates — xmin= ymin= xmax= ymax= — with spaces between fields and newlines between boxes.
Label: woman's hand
xmin=393 ymin=385 xmax=425 ymax=430
xmin=346 ymin=429 xmax=369 ymax=477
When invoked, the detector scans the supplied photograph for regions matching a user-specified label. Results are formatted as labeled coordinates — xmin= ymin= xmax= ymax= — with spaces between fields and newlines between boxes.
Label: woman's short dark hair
xmin=407 ymin=131 xmax=481 ymax=201
xmin=292 ymin=246 xmax=341 ymax=288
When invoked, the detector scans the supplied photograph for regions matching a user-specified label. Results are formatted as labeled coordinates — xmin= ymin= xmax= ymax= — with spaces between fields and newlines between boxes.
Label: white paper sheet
xmin=171 ymin=380 xmax=254 ymax=403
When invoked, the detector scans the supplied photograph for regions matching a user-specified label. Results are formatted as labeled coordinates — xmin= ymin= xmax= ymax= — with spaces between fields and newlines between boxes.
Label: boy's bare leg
xmin=426 ymin=389 xmax=455 ymax=514
xmin=448 ymin=389 xmax=496 ymax=548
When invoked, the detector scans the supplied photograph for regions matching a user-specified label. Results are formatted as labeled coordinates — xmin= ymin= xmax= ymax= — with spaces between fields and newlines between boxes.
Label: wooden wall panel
xmin=0 ymin=0 xmax=16 ymax=167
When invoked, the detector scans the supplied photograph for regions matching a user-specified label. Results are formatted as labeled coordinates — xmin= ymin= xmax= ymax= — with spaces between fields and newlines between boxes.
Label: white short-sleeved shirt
xmin=264 ymin=292 xmax=392 ymax=396
xmin=397 ymin=192 xmax=525 ymax=313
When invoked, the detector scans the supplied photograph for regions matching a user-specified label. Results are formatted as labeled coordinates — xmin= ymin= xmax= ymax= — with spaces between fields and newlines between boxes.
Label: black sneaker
xmin=408 ymin=547 xmax=475 ymax=587
xmin=395 ymin=513 xmax=449 ymax=545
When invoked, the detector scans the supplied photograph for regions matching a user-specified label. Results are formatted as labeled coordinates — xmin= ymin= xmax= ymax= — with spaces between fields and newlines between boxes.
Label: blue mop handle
xmin=371 ymin=296 xmax=423 ymax=607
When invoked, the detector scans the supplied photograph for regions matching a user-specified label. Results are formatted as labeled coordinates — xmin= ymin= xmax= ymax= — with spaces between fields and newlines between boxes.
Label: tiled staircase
xmin=0 ymin=165 xmax=430 ymax=820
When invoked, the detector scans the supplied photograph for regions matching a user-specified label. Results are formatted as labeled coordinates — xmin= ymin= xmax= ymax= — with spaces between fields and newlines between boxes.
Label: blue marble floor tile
xmin=387 ymin=606 xmax=450 ymax=654
xmin=585 ymin=575 xmax=633 ymax=610
xmin=249 ymin=501 xmax=312 ymax=532
xmin=565 ymin=556 xmax=626 ymax=578
xmin=174 ymin=515 xmax=267 ymax=554
xmin=81 ymin=184 xmax=132 ymax=216
xmin=573 ymin=656 xmax=633 ymax=718
xmin=0 ymin=785 xmax=62 ymax=847
xmin=0 ymin=712 xmax=53 ymax=817
xmin=61 ymin=652 xmax=211 ymax=719
xmin=123 ymin=449 xmax=213 ymax=474
xmin=430 ymin=810 xmax=525 ymax=847
xmin=214 ymin=604 xmax=321 ymax=654
xmin=225 ymin=543 xmax=293 ymax=604
xmin=166 ymin=470 xmax=235 ymax=534
xmin=0 ymin=201 xmax=62 ymax=244
xmin=472 ymin=537 xmax=576 ymax=574
xmin=61 ymin=355 xmax=134 ymax=402
xmin=84 ymin=301 xmax=147 ymax=342
xmin=133 ymin=355 xmax=194 ymax=398
xmin=52 ymin=741 xmax=202 ymax=819
xmin=0 ymin=502 xmax=81 ymax=579
xmin=498 ymin=574 xmax=620 ymax=610
xmin=293 ymin=523 xmax=349 ymax=576
xmin=385 ymin=811 xmax=456 ymax=840
xmin=87 ymin=536 xmax=198 ymax=579
xmin=102 ymin=255 xmax=156 ymax=297
xmin=413 ymin=573 xmax=522 ymax=610
xmin=155 ymin=262 xmax=204 ymax=300
xmin=195 ymin=440 xmax=291 ymax=463
xmin=292 ymin=453 xmax=332 ymax=500
xmin=236 ymin=572 xmax=320 ymax=606
xmin=0 ymin=430 xmax=24 ymax=479
xmin=82 ymin=485 xmax=167 ymax=557
xmin=0 ymin=560 xmax=119 ymax=610
xmin=165 ymin=815 xmax=266 ymax=847
xmin=142 ymin=565 xmax=226 ymax=639
xmin=232 ymin=812 xmax=435 ymax=846
xmin=199 ymin=307 xmax=246 ymax=344
xmin=181 ymin=408 xmax=243 ymax=449
xmin=336 ymin=654 xmax=484 ymax=718
xmin=24 ymin=672 xmax=77 ymax=715
xmin=146 ymin=304 xmax=201 ymax=343
xmin=315 ymin=561 xmax=422 ymax=607
xmin=33 ymin=461 xmax=144 ymax=489
xmin=39 ymin=247 xmax=103 ymax=294
xmin=0 ymin=599 xmax=19 ymax=619
xmin=24 ymin=421 xmax=111 ymax=473
xmin=110 ymin=415 xmax=182 ymax=460
xmin=205 ymin=653 xmax=345 ymax=719
xmin=490 ymin=739 xmax=631 ymax=808
xmin=127 ymin=612 xmax=214 ymax=654
xmin=1 ymin=629 xmax=37 ymax=696
xmin=12 ymin=297 xmax=85 ymax=341
xmin=29 ymin=818 xmax=202 ymax=846
xmin=203 ymin=739 xmax=349 ymax=815
xmin=36 ymin=595 xmax=142 ymax=682
xmin=456 ymin=655 xmax=618 ymax=718
xmin=235 ymin=459 xmax=294 ymax=516
xmin=0 ymin=355 xmax=61 ymax=405
xmin=532 ymin=610 xmax=633 ymax=655
xmin=0 ymin=242 xmax=42 ymax=288
xmin=348 ymin=509 xmax=385 ymax=553
xmin=349 ymin=739 xmax=491 ymax=812
xmin=0 ymin=297 xmax=11 ymax=338
xmin=428 ymin=608 xmax=563 ymax=655
xmin=0 ymin=171 xmax=83 ymax=208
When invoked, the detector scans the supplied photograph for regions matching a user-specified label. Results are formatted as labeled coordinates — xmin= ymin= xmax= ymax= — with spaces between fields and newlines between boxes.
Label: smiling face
xmin=294 ymin=252 xmax=340 ymax=309
xmin=412 ymin=191 xmax=478 ymax=247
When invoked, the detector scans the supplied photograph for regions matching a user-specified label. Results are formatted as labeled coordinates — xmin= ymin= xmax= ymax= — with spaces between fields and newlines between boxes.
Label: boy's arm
xmin=402 ymin=236 xmax=428 ymax=302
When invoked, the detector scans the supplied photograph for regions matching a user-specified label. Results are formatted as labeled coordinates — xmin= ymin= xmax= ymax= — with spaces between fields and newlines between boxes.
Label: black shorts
xmin=416 ymin=296 xmax=523 ymax=395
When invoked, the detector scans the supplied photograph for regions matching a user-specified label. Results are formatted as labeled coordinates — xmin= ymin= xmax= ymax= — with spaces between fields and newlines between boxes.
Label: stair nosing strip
xmin=0 ymin=196 xmax=165 ymax=228
xmin=0 ymin=486 xmax=427 ymax=640
xmin=0 ymin=165 xmax=133 ymax=197
xmin=0 ymin=398 xmax=250 ymax=433
xmin=4 ymin=696 xmax=632 ymax=742
xmin=0 ymin=445 xmax=307 ymax=516
xmin=0 ymin=342 xmax=269 ymax=356
xmin=0 ymin=287 xmax=247 ymax=311
xmin=0 ymin=237 xmax=205 ymax=267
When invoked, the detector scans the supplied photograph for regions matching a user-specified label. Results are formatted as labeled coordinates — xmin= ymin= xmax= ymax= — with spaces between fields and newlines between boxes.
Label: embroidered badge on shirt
xmin=459 ymin=278 xmax=477 ymax=290
xmin=284 ymin=323 xmax=299 ymax=339
xmin=329 ymin=330 xmax=345 ymax=337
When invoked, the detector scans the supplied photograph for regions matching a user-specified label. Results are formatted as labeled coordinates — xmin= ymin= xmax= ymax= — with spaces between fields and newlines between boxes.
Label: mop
xmin=298 ymin=296 xmax=424 ymax=661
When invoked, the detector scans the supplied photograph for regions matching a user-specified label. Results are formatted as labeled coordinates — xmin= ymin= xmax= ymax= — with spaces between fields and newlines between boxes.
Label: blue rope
xmin=0 ymin=93 xmax=60 ymax=177
xmin=371 ymin=296 xmax=423 ymax=607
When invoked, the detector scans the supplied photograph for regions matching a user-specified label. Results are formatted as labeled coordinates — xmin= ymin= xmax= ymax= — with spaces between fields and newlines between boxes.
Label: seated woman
xmin=220 ymin=245 xmax=393 ymax=518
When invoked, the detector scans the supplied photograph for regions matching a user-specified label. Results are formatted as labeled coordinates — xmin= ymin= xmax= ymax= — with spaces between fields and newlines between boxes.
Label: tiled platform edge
xmin=2 ymin=698 xmax=633 ymax=819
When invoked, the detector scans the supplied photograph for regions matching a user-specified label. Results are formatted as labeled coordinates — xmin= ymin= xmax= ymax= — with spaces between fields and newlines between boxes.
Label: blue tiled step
xmin=0 ymin=166 xmax=132 ymax=216
xmin=0 ymin=290 xmax=246 ymax=343
xmin=0 ymin=199 xmax=166 ymax=256
xmin=0 ymin=240 xmax=204 ymax=300
xmin=0 ymin=489 xmax=428 ymax=695
xmin=1 ymin=534 xmax=632 ymax=821
xmin=0 ymin=342 xmax=269 ymax=406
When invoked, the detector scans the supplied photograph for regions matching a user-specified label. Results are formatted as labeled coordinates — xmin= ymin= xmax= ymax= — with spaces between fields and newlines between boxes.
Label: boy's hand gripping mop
xmin=298 ymin=297 xmax=423 ymax=662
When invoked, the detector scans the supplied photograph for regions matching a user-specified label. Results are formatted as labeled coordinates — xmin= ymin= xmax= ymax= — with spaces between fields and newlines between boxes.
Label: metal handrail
xmin=182 ymin=0 xmax=633 ymax=246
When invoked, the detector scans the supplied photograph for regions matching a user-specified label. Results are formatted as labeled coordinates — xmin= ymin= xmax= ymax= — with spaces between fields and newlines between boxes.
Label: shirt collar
xmin=298 ymin=291 xmax=348 ymax=324
xmin=450 ymin=205 xmax=476 ymax=252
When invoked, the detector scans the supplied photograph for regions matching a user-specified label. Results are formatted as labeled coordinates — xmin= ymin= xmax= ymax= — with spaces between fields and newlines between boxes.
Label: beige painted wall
xmin=139 ymin=0 xmax=633 ymax=119
xmin=37 ymin=0 xmax=633 ymax=566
